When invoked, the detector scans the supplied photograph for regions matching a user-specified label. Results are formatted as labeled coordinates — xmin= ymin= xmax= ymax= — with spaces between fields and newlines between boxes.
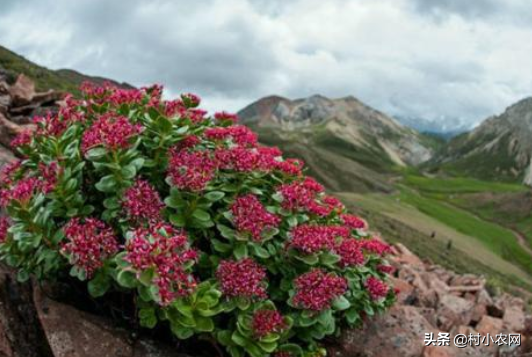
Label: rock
xmin=422 ymin=345 xmax=456 ymax=357
xmin=328 ymin=305 xmax=435 ymax=357
xmin=9 ymin=74 xmax=35 ymax=106
xmin=503 ymin=306 xmax=525 ymax=332
xmin=437 ymin=295 xmax=474 ymax=331
xmin=476 ymin=316 xmax=504 ymax=336
xmin=389 ymin=276 xmax=415 ymax=304
xmin=32 ymin=89 xmax=64 ymax=104
xmin=0 ymin=112 xmax=34 ymax=148
xmin=33 ymin=287 xmax=190 ymax=357
xmin=392 ymin=243 xmax=425 ymax=268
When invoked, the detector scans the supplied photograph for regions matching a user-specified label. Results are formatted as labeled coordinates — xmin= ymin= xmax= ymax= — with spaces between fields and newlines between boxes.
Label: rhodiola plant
xmin=0 ymin=82 xmax=396 ymax=357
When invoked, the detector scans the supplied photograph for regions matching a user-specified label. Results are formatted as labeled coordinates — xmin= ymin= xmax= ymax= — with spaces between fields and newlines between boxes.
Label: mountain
xmin=238 ymin=94 xmax=438 ymax=192
xmin=394 ymin=114 xmax=470 ymax=138
xmin=0 ymin=45 xmax=133 ymax=95
xmin=429 ymin=97 xmax=532 ymax=185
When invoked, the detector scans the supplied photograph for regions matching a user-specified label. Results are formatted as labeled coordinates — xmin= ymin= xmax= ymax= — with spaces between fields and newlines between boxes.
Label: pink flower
xmin=216 ymin=258 xmax=267 ymax=299
xmin=188 ymin=109 xmax=208 ymax=123
xmin=341 ymin=214 xmax=367 ymax=230
xmin=39 ymin=162 xmax=61 ymax=194
xmin=1 ymin=177 xmax=41 ymax=206
xmin=122 ymin=179 xmax=164 ymax=222
xmin=62 ymin=218 xmax=119 ymax=277
xmin=215 ymin=147 xmax=259 ymax=172
xmin=252 ymin=309 xmax=286 ymax=338
xmin=167 ymin=148 xmax=218 ymax=191
xmin=164 ymin=99 xmax=186 ymax=117
xmin=275 ymin=158 xmax=304 ymax=176
xmin=360 ymin=238 xmax=391 ymax=256
xmin=278 ymin=177 xmax=324 ymax=213
xmin=290 ymin=225 xmax=350 ymax=254
xmin=11 ymin=129 xmax=33 ymax=148
xmin=181 ymin=93 xmax=201 ymax=108
xmin=0 ymin=217 xmax=10 ymax=243
xmin=125 ymin=223 xmax=198 ymax=305
xmin=205 ymin=126 xmax=257 ymax=147
xmin=365 ymin=276 xmax=389 ymax=300
xmin=81 ymin=114 xmax=142 ymax=153
xmin=214 ymin=111 xmax=238 ymax=123
xmin=230 ymin=194 xmax=280 ymax=241
xmin=0 ymin=160 xmax=22 ymax=186
xmin=177 ymin=135 xmax=201 ymax=150
xmin=377 ymin=264 xmax=396 ymax=275
xmin=292 ymin=269 xmax=347 ymax=311
xmin=336 ymin=239 xmax=365 ymax=267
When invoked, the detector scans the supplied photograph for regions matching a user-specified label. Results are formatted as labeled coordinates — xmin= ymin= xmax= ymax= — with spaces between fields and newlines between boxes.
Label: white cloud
xmin=0 ymin=0 xmax=531 ymax=129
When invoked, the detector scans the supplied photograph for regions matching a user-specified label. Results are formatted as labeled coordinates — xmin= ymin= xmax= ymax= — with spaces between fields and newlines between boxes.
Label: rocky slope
xmin=430 ymin=97 xmax=532 ymax=185
xmin=239 ymin=95 xmax=434 ymax=166
xmin=0 ymin=45 xmax=134 ymax=96
xmin=238 ymin=95 xmax=438 ymax=193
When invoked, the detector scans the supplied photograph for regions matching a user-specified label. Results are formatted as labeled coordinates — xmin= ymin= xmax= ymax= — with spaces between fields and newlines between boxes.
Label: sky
xmin=1 ymin=0 xmax=532 ymax=132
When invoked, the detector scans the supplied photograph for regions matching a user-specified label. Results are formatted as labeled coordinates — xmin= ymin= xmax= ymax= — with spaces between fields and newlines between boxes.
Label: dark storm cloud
xmin=0 ymin=0 xmax=531 ymax=128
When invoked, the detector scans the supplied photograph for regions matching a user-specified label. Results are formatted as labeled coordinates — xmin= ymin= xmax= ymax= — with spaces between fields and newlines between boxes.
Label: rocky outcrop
xmin=0 ymin=74 xmax=63 ymax=159
xmin=331 ymin=243 xmax=532 ymax=357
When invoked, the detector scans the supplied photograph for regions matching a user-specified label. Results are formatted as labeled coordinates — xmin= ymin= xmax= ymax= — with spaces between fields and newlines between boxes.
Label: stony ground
xmin=0 ymin=73 xmax=530 ymax=357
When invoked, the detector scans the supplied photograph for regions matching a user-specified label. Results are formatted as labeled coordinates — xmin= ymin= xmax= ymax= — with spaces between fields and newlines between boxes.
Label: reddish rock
xmin=33 ymin=287 xmax=189 ymax=357
xmin=329 ymin=305 xmax=435 ymax=357
xmin=392 ymin=243 xmax=425 ymax=268
xmin=389 ymin=276 xmax=415 ymax=304
xmin=476 ymin=316 xmax=504 ymax=336
xmin=422 ymin=345 xmax=456 ymax=357
xmin=437 ymin=295 xmax=474 ymax=331
xmin=503 ymin=306 xmax=525 ymax=332
xmin=9 ymin=74 xmax=35 ymax=106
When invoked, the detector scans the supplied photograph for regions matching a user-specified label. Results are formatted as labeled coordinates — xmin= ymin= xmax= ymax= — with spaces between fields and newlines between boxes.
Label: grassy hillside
xmin=0 ymin=45 xmax=133 ymax=95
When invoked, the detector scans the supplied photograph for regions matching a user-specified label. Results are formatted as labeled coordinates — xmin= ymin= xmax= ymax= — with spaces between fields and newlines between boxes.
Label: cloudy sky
xmin=1 ymin=0 xmax=532 ymax=131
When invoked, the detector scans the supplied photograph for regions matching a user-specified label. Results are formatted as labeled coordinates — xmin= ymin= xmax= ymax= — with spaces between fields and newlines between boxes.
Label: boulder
xmin=33 ymin=287 xmax=190 ymax=357
xmin=328 ymin=305 xmax=435 ymax=357
xmin=9 ymin=74 xmax=35 ymax=106
xmin=503 ymin=306 xmax=525 ymax=332
xmin=436 ymin=295 xmax=474 ymax=331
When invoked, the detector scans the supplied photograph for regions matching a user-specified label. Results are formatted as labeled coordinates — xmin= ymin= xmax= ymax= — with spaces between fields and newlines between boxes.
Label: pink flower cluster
xmin=278 ymin=177 xmax=336 ymax=216
xmin=125 ymin=223 xmax=198 ymax=305
xmin=11 ymin=130 xmax=33 ymax=148
xmin=230 ymin=194 xmax=280 ymax=241
xmin=214 ymin=111 xmax=238 ymax=123
xmin=0 ymin=160 xmax=22 ymax=186
xmin=251 ymin=309 xmax=286 ymax=338
xmin=290 ymin=225 xmax=350 ymax=254
xmin=360 ymin=238 xmax=391 ymax=256
xmin=216 ymin=258 xmax=267 ymax=299
xmin=341 ymin=214 xmax=367 ymax=230
xmin=62 ymin=218 xmax=119 ymax=277
xmin=292 ymin=269 xmax=347 ymax=311
xmin=122 ymin=179 xmax=164 ymax=222
xmin=167 ymin=148 xmax=218 ymax=191
xmin=205 ymin=126 xmax=257 ymax=147
xmin=365 ymin=276 xmax=389 ymax=300
xmin=81 ymin=114 xmax=142 ymax=153
xmin=336 ymin=239 xmax=365 ymax=267
xmin=39 ymin=162 xmax=60 ymax=194
xmin=0 ymin=217 xmax=10 ymax=244
xmin=181 ymin=93 xmax=201 ymax=108
xmin=0 ymin=177 xmax=41 ymax=206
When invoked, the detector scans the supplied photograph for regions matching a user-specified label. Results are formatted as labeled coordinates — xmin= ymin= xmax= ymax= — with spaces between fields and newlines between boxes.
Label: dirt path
xmin=511 ymin=229 xmax=532 ymax=257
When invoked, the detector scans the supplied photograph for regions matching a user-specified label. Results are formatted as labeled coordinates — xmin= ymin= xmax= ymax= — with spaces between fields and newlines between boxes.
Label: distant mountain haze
xmin=429 ymin=97 xmax=532 ymax=185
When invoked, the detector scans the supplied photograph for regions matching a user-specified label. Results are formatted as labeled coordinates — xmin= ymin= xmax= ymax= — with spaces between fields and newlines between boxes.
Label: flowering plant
xmin=0 ymin=83 xmax=395 ymax=357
